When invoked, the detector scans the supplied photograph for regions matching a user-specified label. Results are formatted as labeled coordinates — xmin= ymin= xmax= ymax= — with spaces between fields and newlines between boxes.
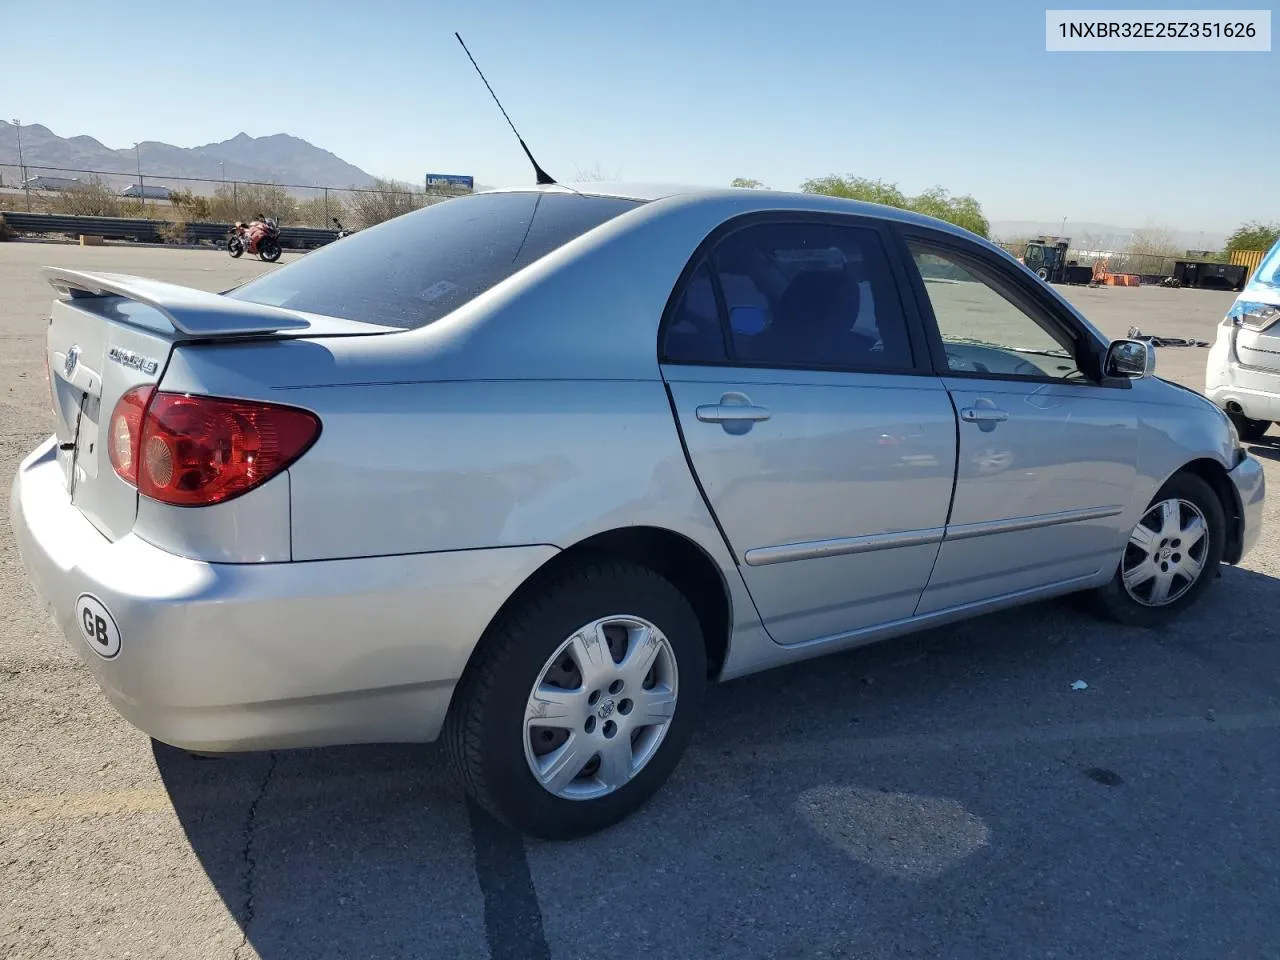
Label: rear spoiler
xmin=43 ymin=268 xmax=397 ymax=338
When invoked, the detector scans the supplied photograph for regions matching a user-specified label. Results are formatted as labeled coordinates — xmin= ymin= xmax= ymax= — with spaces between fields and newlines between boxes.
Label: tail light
xmin=1230 ymin=301 xmax=1280 ymax=331
xmin=107 ymin=388 xmax=321 ymax=506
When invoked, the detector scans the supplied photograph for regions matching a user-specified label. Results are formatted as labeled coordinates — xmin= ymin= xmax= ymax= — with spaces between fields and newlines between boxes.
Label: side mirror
xmin=1106 ymin=338 xmax=1155 ymax=378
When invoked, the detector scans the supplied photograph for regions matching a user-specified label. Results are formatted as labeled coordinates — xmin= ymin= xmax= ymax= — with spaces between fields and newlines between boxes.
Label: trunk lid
xmin=42 ymin=268 xmax=398 ymax=542
xmin=47 ymin=297 xmax=177 ymax=540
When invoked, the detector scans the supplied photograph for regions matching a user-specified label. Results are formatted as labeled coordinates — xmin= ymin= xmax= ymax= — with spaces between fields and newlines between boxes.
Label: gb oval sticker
xmin=76 ymin=594 xmax=121 ymax=659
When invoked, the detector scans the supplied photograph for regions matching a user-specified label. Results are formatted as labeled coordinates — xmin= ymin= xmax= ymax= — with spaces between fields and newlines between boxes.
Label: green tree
xmin=799 ymin=175 xmax=990 ymax=238
xmin=730 ymin=177 xmax=766 ymax=189
xmin=908 ymin=186 xmax=990 ymax=239
xmin=800 ymin=175 xmax=906 ymax=208
xmin=1226 ymin=221 xmax=1280 ymax=254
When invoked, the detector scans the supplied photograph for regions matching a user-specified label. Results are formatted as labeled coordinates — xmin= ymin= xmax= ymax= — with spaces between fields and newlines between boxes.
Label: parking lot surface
xmin=3 ymin=242 xmax=1278 ymax=960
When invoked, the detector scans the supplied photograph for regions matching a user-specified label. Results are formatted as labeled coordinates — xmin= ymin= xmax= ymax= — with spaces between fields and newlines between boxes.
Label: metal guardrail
xmin=0 ymin=211 xmax=338 ymax=249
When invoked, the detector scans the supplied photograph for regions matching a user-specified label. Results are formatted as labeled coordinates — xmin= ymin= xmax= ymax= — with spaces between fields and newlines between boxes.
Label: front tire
xmin=1091 ymin=471 xmax=1225 ymax=627
xmin=258 ymin=237 xmax=282 ymax=262
xmin=444 ymin=560 xmax=706 ymax=840
xmin=228 ymin=237 xmax=244 ymax=258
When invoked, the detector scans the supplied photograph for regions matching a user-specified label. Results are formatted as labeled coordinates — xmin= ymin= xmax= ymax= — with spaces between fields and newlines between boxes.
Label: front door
xmin=660 ymin=215 xmax=958 ymax=645
xmin=901 ymin=236 xmax=1139 ymax=615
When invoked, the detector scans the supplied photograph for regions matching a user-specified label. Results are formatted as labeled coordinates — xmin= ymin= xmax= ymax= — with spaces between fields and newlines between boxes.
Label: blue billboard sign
xmin=425 ymin=173 xmax=474 ymax=192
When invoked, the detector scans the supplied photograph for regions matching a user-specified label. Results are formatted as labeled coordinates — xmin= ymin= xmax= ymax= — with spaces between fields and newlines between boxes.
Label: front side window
xmin=228 ymin=191 xmax=641 ymax=329
xmin=663 ymin=219 xmax=915 ymax=370
xmin=909 ymin=243 xmax=1085 ymax=381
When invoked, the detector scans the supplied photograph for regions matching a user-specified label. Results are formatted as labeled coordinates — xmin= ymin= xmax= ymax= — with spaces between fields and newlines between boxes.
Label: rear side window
xmin=664 ymin=262 xmax=728 ymax=363
xmin=227 ymin=192 xmax=641 ymax=329
xmin=662 ymin=219 xmax=915 ymax=371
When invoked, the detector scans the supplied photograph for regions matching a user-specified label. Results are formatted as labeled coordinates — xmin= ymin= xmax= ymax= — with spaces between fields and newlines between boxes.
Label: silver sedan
xmin=10 ymin=185 xmax=1265 ymax=838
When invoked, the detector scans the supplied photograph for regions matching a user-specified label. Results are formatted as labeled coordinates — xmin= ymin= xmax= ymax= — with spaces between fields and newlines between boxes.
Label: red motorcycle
xmin=228 ymin=214 xmax=282 ymax=262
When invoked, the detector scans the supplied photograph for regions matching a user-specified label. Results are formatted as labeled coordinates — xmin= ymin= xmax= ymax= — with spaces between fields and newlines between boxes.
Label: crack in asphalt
xmin=232 ymin=753 xmax=278 ymax=960
xmin=466 ymin=798 xmax=550 ymax=960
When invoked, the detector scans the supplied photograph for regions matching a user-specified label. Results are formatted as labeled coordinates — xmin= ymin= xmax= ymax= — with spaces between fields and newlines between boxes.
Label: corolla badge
xmin=64 ymin=345 xmax=80 ymax=378
xmin=107 ymin=346 xmax=159 ymax=375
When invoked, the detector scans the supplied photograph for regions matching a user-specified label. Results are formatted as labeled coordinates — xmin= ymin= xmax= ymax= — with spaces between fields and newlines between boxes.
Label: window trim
xmin=890 ymin=225 xmax=1129 ymax=389
xmin=657 ymin=211 xmax=934 ymax=377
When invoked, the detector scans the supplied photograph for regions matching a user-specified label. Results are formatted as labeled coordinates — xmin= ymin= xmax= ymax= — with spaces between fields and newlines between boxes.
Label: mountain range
xmin=0 ymin=121 xmax=376 ymax=191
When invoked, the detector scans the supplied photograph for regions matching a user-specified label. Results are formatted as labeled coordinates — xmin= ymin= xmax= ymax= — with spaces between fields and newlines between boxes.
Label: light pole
xmin=1061 ymin=216 xmax=1068 ymax=237
xmin=13 ymin=118 xmax=30 ymax=212
xmin=134 ymin=142 xmax=144 ymax=212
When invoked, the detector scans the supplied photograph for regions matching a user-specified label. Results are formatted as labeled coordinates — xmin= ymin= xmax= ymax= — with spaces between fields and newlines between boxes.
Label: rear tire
xmin=1228 ymin=411 xmax=1271 ymax=444
xmin=444 ymin=560 xmax=706 ymax=840
xmin=1091 ymin=471 xmax=1225 ymax=627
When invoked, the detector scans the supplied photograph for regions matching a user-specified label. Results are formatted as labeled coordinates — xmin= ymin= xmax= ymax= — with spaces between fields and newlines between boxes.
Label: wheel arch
xmin=456 ymin=526 xmax=734 ymax=696
xmin=1165 ymin=457 xmax=1244 ymax=564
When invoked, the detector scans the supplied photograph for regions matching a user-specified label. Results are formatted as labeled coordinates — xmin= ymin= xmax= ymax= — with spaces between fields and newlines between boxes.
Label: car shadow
xmin=1246 ymin=436 xmax=1280 ymax=460
xmin=154 ymin=562 xmax=1280 ymax=959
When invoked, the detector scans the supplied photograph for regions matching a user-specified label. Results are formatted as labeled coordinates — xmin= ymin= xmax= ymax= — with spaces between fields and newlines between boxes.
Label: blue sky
xmin=5 ymin=0 xmax=1276 ymax=233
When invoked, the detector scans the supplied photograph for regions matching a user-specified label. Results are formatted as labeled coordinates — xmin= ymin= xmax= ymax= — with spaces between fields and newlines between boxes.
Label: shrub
xmin=168 ymin=189 xmax=212 ymax=222
xmin=207 ymin=182 xmax=298 ymax=224
xmin=296 ymin=194 xmax=348 ymax=228
xmin=349 ymin=177 xmax=428 ymax=228
xmin=158 ymin=220 xmax=188 ymax=244
xmin=53 ymin=177 xmax=122 ymax=217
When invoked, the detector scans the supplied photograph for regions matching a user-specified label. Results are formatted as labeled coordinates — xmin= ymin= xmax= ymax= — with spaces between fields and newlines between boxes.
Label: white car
xmin=1206 ymin=237 xmax=1280 ymax=442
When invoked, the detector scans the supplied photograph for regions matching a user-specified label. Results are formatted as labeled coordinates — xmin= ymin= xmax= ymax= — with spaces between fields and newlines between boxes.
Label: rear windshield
xmin=227 ymin=191 xmax=642 ymax=329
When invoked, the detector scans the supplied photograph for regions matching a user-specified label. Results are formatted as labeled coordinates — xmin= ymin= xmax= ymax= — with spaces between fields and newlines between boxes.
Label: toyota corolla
xmin=10 ymin=184 xmax=1264 ymax=838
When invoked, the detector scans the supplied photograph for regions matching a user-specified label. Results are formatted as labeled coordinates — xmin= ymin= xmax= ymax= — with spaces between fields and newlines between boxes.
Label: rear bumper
xmin=1227 ymin=452 xmax=1265 ymax=563
xmin=10 ymin=437 xmax=557 ymax=752
xmin=1206 ymin=377 xmax=1280 ymax=422
xmin=1205 ymin=333 xmax=1280 ymax=421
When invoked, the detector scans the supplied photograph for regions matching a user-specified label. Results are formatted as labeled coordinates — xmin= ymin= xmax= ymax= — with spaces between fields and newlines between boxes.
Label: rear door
xmin=660 ymin=214 xmax=958 ymax=646
xmin=897 ymin=230 xmax=1139 ymax=614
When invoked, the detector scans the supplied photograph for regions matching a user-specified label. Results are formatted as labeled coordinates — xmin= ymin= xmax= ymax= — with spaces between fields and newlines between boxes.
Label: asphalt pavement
xmin=2 ymin=242 xmax=1278 ymax=960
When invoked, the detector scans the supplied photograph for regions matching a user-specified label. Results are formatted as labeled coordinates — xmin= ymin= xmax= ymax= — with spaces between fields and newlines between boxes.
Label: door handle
xmin=696 ymin=404 xmax=772 ymax=424
xmin=959 ymin=406 xmax=1009 ymax=423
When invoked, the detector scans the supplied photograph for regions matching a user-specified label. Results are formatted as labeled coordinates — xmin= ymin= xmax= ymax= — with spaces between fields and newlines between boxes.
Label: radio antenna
xmin=455 ymin=32 xmax=556 ymax=186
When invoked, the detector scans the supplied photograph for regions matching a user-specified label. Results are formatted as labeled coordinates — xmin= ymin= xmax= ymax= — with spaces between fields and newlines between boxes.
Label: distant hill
xmin=0 ymin=121 xmax=377 ymax=193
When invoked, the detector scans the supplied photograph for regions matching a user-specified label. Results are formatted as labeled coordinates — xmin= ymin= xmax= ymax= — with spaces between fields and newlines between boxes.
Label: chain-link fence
xmin=994 ymin=241 xmax=1213 ymax=281
xmin=0 ymin=163 xmax=468 ymax=230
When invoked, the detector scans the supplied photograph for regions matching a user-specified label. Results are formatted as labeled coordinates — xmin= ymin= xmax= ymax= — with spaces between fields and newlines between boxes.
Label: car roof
xmin=477 ymin=181 xmax=984 ymax=242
